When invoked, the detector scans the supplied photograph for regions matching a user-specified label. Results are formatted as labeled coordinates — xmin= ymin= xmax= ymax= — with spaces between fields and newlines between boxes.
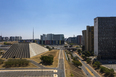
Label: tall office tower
xmin=82 ymin=30 xmax=86 ymax=51
xmin=86 ymin=26 xmax=94 ymax=51
xmin=82 ymin=26 xmax=94 ymax=51
xmin=94 ymin=17 xmax=116 ymax=59
xmin=77 ymin=35 xmax=82 ymax=45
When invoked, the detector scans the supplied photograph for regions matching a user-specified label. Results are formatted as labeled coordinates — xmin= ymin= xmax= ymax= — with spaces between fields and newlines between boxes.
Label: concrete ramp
xmin=29 ymin=43 xmax=49 ymax=57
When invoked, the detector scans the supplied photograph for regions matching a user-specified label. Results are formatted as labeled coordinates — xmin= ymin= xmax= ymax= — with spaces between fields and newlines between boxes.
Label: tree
xmin=93 ymin=61 xmax=101 ymax=68
xmin=46 ymin=46 xmax=52 ymax=51
xmin=40 ymin=55 xmax=54 ymax=65
xmin=72 ymin=60 xmax=82 ymax=67
xmin=77 ymin=49 xmax=81 ymax=54
xmin=86 ymin=58 xmax=91 ymax=64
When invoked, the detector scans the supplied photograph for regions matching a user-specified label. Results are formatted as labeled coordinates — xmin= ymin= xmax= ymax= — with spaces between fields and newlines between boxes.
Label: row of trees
xmin=100 ymin=66 xmax=114 ymax=77
xmin=4 ymin=42 xmax=12 ymax=45
xmin=4 ymin=59 xmax=29 ymax=68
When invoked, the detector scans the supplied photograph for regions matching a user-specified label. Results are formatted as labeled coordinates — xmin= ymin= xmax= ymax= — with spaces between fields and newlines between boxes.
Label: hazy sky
xmin=0 ymin=0 xmax=116 ymax=39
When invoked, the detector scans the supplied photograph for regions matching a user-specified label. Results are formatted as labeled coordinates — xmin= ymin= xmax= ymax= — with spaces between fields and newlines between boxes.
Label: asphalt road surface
xmin=58 ymin=49 xmax=65 ymax=77
xmin=73 ymin=53 xmax=101 ymax=77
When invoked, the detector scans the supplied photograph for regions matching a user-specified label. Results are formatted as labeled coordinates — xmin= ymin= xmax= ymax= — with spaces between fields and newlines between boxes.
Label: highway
xmin=73 ymin=52 xmax=101 ymax=77
xmin=58 ymin=49 xmax=65 ymax=77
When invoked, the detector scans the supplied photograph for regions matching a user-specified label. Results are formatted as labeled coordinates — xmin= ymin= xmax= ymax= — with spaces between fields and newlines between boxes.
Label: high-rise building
xmin=82 ymin=26 xmax=94 ymax=51
xmin=77 ymin=35 xmax=82 ymax=45
xmin=82 ymin=30 xmax=86 ymax=51
xmin=94 ymin=17 xmax=116 ymax=59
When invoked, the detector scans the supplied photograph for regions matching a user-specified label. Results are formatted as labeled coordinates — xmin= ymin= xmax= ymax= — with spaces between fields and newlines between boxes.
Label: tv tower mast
xmin=33 ymin=28 xmax=34 ymax=42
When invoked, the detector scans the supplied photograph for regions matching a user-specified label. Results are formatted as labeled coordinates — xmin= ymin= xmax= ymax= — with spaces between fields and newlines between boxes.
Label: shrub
xmin=4 ymin=42 xmax=12 ymax=45
xmin=4 ymin=59 xmax=29 ymax=68
xmin=0 ymin=59 xmax=4 ymax=65
xmin=46 ymin=46 xmax=52 ymax=51
xmin=72 ymin=60 xmax=82 ymax=67
xmin=40 ymin=55 xmax=54 ymax=65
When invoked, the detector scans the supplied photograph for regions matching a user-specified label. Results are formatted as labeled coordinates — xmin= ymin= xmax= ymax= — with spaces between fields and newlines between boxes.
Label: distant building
xmin=82 ymin=26 xmax=94 ymax=51
xmin=10 ymin=36 xmax=22 ymax=41
xmin=10 ymin=36 xmax=15 ymax=41
xmin=94 ymin=17 xmax=116 ymax=59
xmin=15 ymin=36 xmax=22 ymax=41
xmin=40 ymin=34 xmax=64 ymax=45
xmin=82 ymin=30 xmax=86 ymax=51
xmin=77 ymin=35 xmax=82 ymax=45
xmin=67 ymin=37 xmax=77 ymax=44
xmin=0 ymin=36 xmax=2 ymax=41
xmin=2 ymin=37 xmax=9 ymax=41
xmin=67 ymin=35 xmax=82 ymax=45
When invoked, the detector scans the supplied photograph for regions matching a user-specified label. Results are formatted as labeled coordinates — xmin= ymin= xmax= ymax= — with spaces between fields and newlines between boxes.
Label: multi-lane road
xmin=73 ymin=52 xmax=101 ymax=77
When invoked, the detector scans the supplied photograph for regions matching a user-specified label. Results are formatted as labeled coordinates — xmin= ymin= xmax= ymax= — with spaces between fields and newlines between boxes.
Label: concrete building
xmin=94 ymin=17 xmax=116 ymax=59
xmin=10 ymin=36 xmax=15 ymax=41
xmin=82 ymin=26 xmax=94 ymax=51
xmin=2 ymin=37 xmax=9 ymax=41
xmin=40 ymin=34 xmax=64 ymax=45
xmin=82 ymin=30 xmax=86 ymax=51
xmin=67 ymin=37 xmax=77 ymax=44
xmin=77 ymin=35 xmax=82 ymax=45
xmin=10 ymin=36 xmax=22 ymax=41
xmin=0 ymin=36 xmax=2 ymax=41
xmin=15 ymin=36 xmax=22 ymax=41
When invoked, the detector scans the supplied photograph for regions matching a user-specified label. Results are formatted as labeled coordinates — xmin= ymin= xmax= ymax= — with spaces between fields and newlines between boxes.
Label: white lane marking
xmin=0 ymin=69 xmax=56 ymax=72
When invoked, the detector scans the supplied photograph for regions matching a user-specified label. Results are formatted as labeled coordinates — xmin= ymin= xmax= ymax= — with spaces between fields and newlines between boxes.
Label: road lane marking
xmin=0 ymin=69 xmax=56 ymax=72
xmin=78 ymin=59 xmax=95 ymax=77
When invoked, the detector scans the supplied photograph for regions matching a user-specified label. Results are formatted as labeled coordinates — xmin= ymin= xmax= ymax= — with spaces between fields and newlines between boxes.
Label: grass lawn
xmin=29 ymin=49 xmax=59 ymax=68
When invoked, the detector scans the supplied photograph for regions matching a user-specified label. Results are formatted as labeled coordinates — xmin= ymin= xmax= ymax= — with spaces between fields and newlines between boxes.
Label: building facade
xmin=0 ymin=36 xmax=2 ymax=41
xmin=40 ymin=34 xmax=64 ymax=45
xmin=82 ymin=26 xmax=94 ymax=51
xmin=10 ymin=36 xmax=22 ymax=41
xmin=94 ymin=17 xmax=116 ymax=59
xmin=77 ymin=35 xmax=82 ymax=45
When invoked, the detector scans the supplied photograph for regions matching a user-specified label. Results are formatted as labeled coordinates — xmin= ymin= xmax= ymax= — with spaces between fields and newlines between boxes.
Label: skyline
xmin=0 ymin=0 xmax=116 ymax=39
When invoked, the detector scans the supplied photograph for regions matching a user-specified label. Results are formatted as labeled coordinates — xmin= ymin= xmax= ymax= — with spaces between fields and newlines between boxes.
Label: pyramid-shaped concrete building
xmin=2 ymin=43 xmax=49 ymax=58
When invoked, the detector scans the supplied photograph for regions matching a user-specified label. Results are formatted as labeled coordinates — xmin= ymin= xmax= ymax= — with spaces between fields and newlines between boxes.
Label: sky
xmin=0 ymin=0 xmax=116 ymax=39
